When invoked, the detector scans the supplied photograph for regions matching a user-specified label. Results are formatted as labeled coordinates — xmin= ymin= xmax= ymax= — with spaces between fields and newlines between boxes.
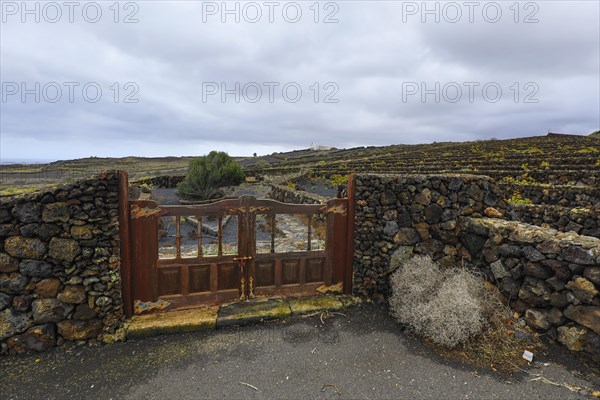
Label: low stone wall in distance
xmin=269 ymin=184 xmax=328 ymax=204
xmin=462 ymin=218 xmax=600 ymax=362
xmin=0 ymin=172 xmax=124 ymax=355
xmin=134 ymin=175 xmax=185 ymax=189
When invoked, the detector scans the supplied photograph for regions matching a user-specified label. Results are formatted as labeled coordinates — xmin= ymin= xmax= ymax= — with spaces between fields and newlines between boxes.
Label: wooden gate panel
xmin=255 ymin=261 xmax=274 ymax=286
xmin=217 ymin=262 xmax=241 ymax=290
xmin=306 ymin=258 xmax=325 ymax=282
xmin=189 ymin=265 xmax=210 ymax=292
xmin=125 ymin=192 xmax=354 ymax=314
xmin=157 ymin=267 xmax=180 ymax=296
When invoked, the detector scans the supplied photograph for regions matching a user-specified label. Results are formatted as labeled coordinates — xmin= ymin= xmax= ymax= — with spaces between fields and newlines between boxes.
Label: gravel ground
xmin=1 ymin=305 xmax=598 ymax=400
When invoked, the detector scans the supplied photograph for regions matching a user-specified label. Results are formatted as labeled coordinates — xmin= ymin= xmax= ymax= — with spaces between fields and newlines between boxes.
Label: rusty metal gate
xmin=117 ymin=172 xmax=355 ymax=316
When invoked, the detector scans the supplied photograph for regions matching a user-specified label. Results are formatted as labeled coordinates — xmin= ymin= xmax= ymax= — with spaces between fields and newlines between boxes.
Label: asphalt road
xmin=1 ymin=305 xmax=598 ymax=400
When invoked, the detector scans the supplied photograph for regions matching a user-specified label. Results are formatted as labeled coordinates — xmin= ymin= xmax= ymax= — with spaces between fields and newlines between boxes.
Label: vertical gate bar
xmin=237 ymin=210 xmax=243 ymax=256
xmin=117 ymin=171 xmax=133 ymax=317
xmin=330 ymin=203 xmax=347 ymax=286
xmin=241 ymin=202 xmax=247 ymax=299
xmin=175 ymin=217 xmax=181 ymax=259
xmin=345 ymin=173 xmax=356 ymax=294
xmin=198 ymin=216 xmax=203 ymax=258
xmin=149 ymin=217 xmax=160 ymax=302
xmin=270 ymin=214 xmax=276 ymax=253
xmin=307 ymin=214 xmax=312 ymax=251
xmin=181 ymin=265 xmax=190 ymax=296
xmin=210 ymin=263 xmax=218 ymax=292
xmin=248 ymin=208 xmax=257 ymax=298
xmin=324 ymin=206 xmax=334 ymax=286
xmin=218 ymin=215 xmax=223 ymax=257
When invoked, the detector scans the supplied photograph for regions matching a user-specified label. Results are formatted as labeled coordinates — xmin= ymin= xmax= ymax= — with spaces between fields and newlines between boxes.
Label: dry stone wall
xmin=134 ymin=175 xmax=185 ymax=189
xmin=500 ymin=183 xmax=600 ymax=208
xmin=353 ymin=174 xmax=509 ymax=301
xmin=0 ymin=172 xmax=124 ymax=355
xmin=353 ymin=173 xmax=599 ymax=360
xmin=269 ymin=184 xmax=328 ymax=204
xmin=509 ymin=204 xmax=600 ymax=238
xmin=462 ymin=218 xmax=600 ymax=362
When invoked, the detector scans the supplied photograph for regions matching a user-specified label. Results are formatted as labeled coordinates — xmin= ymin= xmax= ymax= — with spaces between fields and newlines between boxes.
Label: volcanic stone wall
xmin=353 ymin=174 xmax=509 ymax=301
xmin=353 ymin=173 xmax=599 ymax=360
xmin=516 ymin=170 xmax=598 ymax=187
xmin=134 ymin=175 xmax=185 ymax=189
xmin=462 ymin=218 xmax=600 ymax=361
xmin=500 ymin=183 xmax=600 ymax=208
xmin=509 ymin=204 xmax=600 ymax=238
xmin=0 ymin=172 xmax=124 ymax=355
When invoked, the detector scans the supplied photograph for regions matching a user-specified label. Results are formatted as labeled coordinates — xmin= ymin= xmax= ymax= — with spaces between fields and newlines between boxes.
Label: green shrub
xmin=286 ymin=181 xmax=297 ymax=190
xmin=328 ymin=173 xmax=347 ymax=186
xmin=177 ymin=151 xmax=244 ymax=199
xmin=508 ymin=191 xmax=533 ymax=204
xmin=255 ymin=159 xmax=270 ymax=171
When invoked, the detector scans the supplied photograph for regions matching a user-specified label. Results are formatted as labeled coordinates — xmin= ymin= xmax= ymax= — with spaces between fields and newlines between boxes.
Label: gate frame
xmin=118 ymin=171 xmax=355 ymax=317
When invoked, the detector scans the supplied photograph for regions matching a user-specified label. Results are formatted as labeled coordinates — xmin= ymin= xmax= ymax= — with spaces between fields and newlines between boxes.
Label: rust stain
xmin=131 ymin=205 xmax=166 ymax=219
xmin=324 ymin=204 xmax=347 ymax=215
xmin=316 ymin=282 xmax=343 ymax=294
xmin=250 ymin=206 xmax=272 ymax=213
xmin=134 ymin=298 xmax=172 ymax=314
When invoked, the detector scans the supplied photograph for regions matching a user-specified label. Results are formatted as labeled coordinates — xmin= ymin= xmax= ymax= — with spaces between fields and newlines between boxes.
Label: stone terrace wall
xmin=269 ymin=184 xmax=328 ymax=204
xmin=499 ymin=183 xmax=600 ymax=208
xmin=462 ymin=218 xmax=600 ymax=361
xmin=509 ymin=204 xmax=600 ymax=238
xmin=0 ymin=172 xmax=124 ymax=355
xmin=353 ymin=174 xmax=509 ymax=301
xmin=508 ymin=170 xmax=598 ymax=187
xmin=134 ymin=175 xmax=185 ymax=189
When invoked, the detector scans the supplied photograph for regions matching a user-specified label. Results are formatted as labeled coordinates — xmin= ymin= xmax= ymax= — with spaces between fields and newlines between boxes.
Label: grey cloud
xmin=1 ymin=1 xmax=598 ymax=160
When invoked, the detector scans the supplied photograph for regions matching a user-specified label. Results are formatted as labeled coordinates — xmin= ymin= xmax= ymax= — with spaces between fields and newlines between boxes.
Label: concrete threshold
xmin=126 ymin=295 xmax=360 ymax=339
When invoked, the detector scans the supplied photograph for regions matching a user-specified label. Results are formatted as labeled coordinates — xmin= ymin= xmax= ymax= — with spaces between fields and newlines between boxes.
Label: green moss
xmin=216 ymin=299 xmax=291 ymax=327
xmin=127 ymin=307 xmax=218 ymax=338
xmin=288 ymin=296 xmax=344 ymax=315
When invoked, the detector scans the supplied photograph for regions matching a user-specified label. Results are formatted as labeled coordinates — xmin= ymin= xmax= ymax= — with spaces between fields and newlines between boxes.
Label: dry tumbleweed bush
xmin=389 ymin=255 xmax=489 ymax=348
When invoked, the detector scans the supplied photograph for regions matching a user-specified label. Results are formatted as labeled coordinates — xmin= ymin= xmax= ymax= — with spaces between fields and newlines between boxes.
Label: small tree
xmin=177 ymin=151 xmax=244 ymax=199
xmin=254 ymin=159 xmax=270 ymax=174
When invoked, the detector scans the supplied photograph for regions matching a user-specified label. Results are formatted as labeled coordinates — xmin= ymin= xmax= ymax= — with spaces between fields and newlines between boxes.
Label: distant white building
xmin=310 ymin=142 xmax=331 ymax=151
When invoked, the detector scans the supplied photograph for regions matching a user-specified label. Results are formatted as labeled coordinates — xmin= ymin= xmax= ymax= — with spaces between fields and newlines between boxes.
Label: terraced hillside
xmin=258 ymin=133 xmax=600 ymax=186
xmin=2 ymin=133 xmax=598 ymax=200
xmin=259 ymin=133 xmax=600 ymax=238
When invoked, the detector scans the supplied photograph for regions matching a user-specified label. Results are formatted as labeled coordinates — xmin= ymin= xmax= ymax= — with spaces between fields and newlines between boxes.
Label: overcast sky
xmin=1 ymin=0 xmax=599 ymax=161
